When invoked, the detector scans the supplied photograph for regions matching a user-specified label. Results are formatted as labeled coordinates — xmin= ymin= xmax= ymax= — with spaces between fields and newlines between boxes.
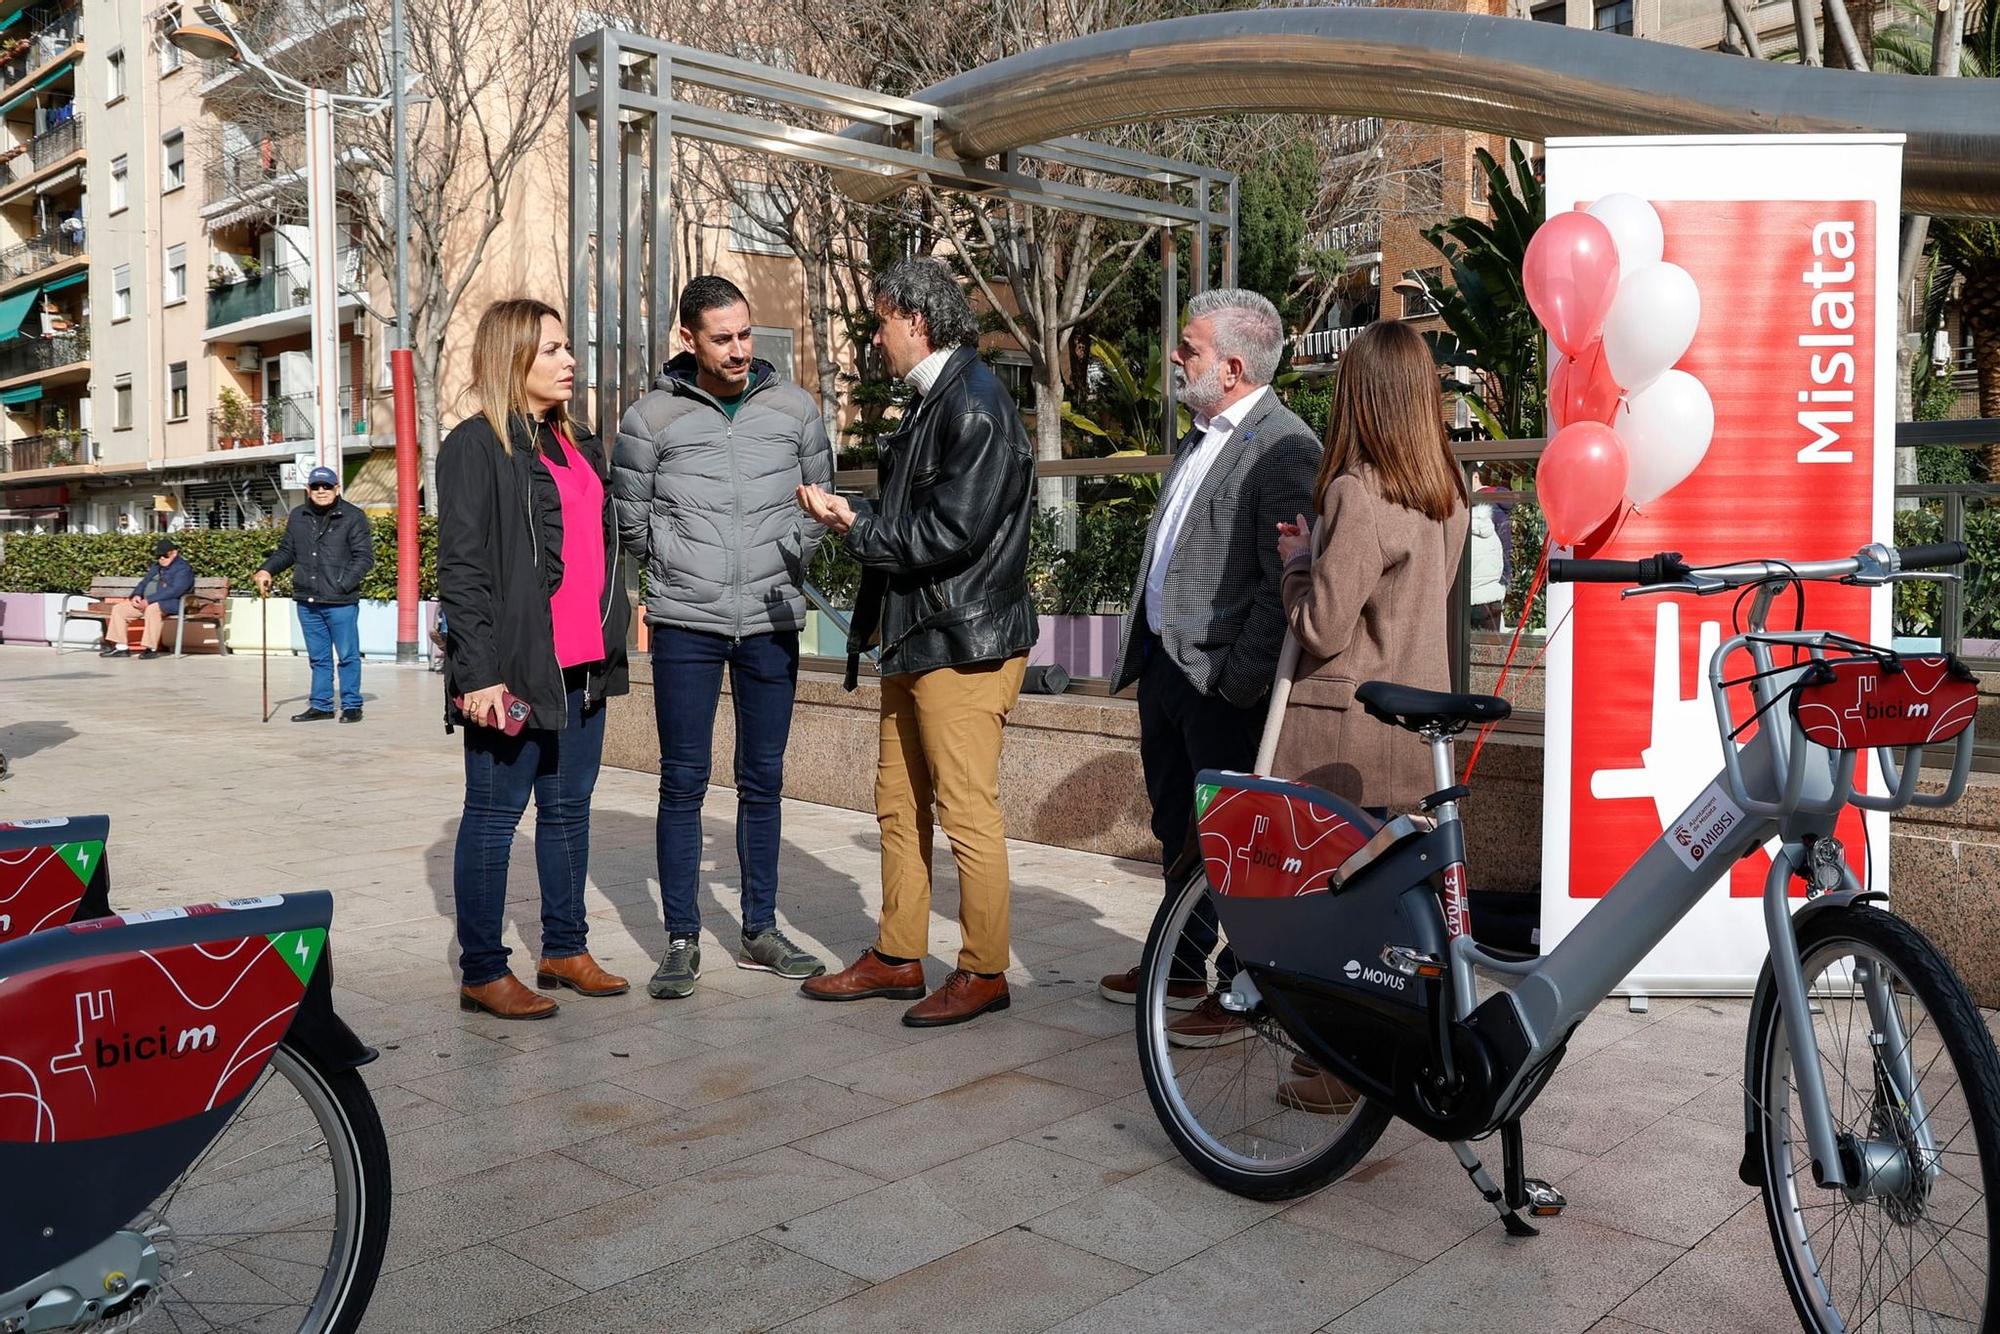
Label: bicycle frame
xmin=1432 ymin=579 xmax=1970 ymax=1190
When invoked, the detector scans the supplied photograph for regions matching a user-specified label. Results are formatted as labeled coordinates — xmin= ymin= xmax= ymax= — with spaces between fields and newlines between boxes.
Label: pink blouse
xmin=540 ymin=432 xmax=607 ymax=669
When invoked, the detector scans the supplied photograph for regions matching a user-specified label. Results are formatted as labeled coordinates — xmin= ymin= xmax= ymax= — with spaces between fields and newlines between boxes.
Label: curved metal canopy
xmin=847 ymin=6 xmax=2000 ymax=216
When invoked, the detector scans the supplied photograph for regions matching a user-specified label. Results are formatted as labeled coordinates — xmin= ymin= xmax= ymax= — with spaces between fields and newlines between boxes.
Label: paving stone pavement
xmin=0 ymin=646 xmax=1846 ymax=1332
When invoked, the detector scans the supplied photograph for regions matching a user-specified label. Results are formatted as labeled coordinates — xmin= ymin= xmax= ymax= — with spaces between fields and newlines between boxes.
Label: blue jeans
xmin=453 ymin=680 xmax=604 ymax=986
xmin=652 ymin=626 xmax=799 ymax=938
xmin=297 ymin=602 xmax=362 ymax=712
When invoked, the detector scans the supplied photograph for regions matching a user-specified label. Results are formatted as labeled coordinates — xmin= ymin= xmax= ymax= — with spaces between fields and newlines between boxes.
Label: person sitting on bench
xmin=103 ymin=538 xmax=194 ymax=659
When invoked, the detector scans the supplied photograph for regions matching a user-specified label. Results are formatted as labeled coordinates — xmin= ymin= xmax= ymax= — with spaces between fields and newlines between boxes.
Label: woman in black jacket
xmin=438 ymin=298 xmax=631 ymax=1019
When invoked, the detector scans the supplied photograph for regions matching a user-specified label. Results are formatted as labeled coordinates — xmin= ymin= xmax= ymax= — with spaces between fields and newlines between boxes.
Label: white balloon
xmin=1616 ymin=369 xmax=1715 ymax=506
xmin=1601 ymin=262 xmax=1701 ymax=393
xmin=1587 ymin=193 xmax=1665 ymax=272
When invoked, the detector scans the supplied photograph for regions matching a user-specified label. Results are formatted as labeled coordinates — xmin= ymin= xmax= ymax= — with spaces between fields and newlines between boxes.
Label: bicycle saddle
xmin=1355 ymin=681 xmax=1511 ymax=734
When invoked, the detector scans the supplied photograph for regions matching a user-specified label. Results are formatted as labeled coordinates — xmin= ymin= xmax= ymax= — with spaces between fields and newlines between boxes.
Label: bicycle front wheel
xmin=1136 ymin=867 xmax=1390 ymax=1200
xmin=129 ymin=1039 xmax=391 ymax=1334
xmin=1751 ymin=904 xmax=2000 ymax=1333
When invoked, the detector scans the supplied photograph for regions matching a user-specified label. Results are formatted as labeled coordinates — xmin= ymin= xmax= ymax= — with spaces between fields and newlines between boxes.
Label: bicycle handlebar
xmin=1546 ymin=553 xmax=1691 ymax=585
xmin=1896 ymin=541 xmax=1970 ymax=572
xmin=1546 ymin=542 xmax=1968 ymax=590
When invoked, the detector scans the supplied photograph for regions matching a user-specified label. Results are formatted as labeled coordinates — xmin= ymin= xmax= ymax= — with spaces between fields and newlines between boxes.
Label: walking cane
xmin=1252 ymin=632 xmax=1299 ymax=776
xmin=260 ymin=586 xmax=270 ymax=723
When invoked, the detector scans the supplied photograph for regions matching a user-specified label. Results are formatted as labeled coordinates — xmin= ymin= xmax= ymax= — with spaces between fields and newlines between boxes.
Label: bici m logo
xmin=1342 ymin=959 xmax=1362 ymax=980
xmin=95 ymin=1024 xmax=219 ymax=1068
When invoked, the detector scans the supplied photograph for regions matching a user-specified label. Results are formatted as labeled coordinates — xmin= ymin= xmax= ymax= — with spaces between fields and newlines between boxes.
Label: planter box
xmin=1030 ymin=613 xmax=1124 ymax=680
xmin=43 ymin=593 xmax=99 ymax=647
xmin=224 ymin=596 xmax=302 ymax=655
xmin=0 ymin=590 xmax=50 ymax=643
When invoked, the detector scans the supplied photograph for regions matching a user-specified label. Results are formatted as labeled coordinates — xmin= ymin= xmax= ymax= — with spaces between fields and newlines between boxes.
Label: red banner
xmin=1567 ymin=200 xmax=1878 ymax=900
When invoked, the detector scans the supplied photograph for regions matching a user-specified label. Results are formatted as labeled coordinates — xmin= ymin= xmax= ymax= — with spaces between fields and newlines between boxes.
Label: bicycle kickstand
xmin=1450 ymin=1122 xmax=1567 ymax=1238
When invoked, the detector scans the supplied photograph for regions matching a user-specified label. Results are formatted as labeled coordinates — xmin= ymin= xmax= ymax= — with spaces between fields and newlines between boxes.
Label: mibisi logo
xmin=1342 ymin=959 xmax=1362 ymax=980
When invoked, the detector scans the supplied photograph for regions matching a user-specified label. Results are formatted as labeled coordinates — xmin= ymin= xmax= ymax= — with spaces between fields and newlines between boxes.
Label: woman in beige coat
xmin=1273 ymin=319 xmax=1469 ymax=812
xmin=1270 ymin=319 xmax=1468 ymax=1115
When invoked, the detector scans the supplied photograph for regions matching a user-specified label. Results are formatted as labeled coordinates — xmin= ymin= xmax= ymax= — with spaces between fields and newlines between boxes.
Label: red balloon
xmin=1524 ymin=210 xmax=1622 ymax=358
xmin=1538 ymin=421 xmax=1630 ymax=547
xmin=1549 ymin=340 xmax=1623 ymax=431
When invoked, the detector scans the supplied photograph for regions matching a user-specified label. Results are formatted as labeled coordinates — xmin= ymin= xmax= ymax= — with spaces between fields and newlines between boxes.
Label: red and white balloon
xmin=1532 ymin=192 xmax=1714 ymax=543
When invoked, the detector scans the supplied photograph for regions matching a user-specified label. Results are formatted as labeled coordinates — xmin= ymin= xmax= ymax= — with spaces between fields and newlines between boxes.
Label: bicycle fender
xmin=0 ymin=893 xmax=338 ymax=1290
xmin=1736 ymin=889 xmax=1888 ymax=1187
xmin=287 ymin=944 xmax=379 ymax=1073
xmin=0 ymin=814 xmax=113 ymax=944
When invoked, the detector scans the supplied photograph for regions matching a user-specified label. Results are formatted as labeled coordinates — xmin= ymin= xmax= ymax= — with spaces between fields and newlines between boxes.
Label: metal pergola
xmin=567 ymin=31 xmax=1239 ymax=446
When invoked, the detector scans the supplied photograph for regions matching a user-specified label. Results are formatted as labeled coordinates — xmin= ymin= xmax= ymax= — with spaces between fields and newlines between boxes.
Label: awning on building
xmin=0 ymin=284 xmax=40 ymax=341
xmin=40 ymin=270 xmax=81 ymax=293
xmin=0 ymin=10 xmax=24 ymax=33
xmin=1 ymin=383 xmax=43 ymax=406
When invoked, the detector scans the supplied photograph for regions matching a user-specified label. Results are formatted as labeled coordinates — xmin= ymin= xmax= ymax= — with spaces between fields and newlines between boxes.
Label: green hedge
xmin=0 ymin=517 xmax=439 ymax=601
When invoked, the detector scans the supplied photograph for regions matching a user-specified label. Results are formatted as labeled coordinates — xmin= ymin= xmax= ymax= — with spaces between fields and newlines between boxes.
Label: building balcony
xmin=1289 ymin=324 xmax=1367 ymax=365
xmin=17 ymin=112 xmax=80 ymax=173
xmin=205 ymin=252 xmax=362 ymax=343
xmin=209 ymin=391 xmax=361 ymax=452
xmin=0 ymin=225 xmax=80 ymax=286
xmin=202 ymin=133 xmax=306 ymax=211
xmin=1332 ymin=116 xmax=1382 ymax=159
xmin=0 ymin=4 xmax=81 ymax=96
xmin=0 ymin=326 xmax=85 ymax=382
xmin=1306 ymin=217 xmax=1383 ymax=260
xmin=197 ymin=1 xmax=365 ymax=95
xmin=0 ymin=428 xmax=86 ymax=472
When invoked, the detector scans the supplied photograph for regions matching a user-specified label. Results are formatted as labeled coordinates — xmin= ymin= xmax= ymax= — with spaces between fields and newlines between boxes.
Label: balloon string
xmin=1462 ymin=534 xmax=1559 ymax=786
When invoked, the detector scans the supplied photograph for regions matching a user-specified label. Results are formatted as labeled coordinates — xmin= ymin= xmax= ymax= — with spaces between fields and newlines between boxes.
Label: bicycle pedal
xmin=1523 ymin=1178 xmax=1566 ymax=1216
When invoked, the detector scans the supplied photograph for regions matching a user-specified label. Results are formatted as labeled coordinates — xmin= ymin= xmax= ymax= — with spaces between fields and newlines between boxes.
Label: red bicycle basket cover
xmin=1197 ymin=776 xmax=1378 ymax=900
xmin=1791 ymin=656 xmax=1978 ymax=751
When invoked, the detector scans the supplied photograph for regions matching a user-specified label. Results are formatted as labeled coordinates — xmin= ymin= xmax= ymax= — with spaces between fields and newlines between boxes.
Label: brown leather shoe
xmin=536 ymin=952 xmax=629 ymax=997
xmin=1097 ymin=965 xmax=1205 ymax=1011
xmin=800 ymin=949 xmax=927 ymax=1002
xmin=902 ymin=969 xmax=1009 ymax=1028
xmin=1277 ymin=1070 xmax=1359 ymax=1115
xmin=459 ymin=973 xmax=559 ymax=1020
xmin=1166 ymin=995 xmax=1253 ymax=1048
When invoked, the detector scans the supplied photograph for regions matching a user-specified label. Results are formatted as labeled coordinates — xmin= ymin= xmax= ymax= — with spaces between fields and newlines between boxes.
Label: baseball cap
xmin=154 ymin=538 xmax=179 ymax=557
xmin=306 ymin=466 xmax=340 ymax=488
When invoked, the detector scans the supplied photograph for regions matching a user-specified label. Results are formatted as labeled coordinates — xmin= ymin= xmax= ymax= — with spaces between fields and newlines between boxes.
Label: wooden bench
xmin=59 ymin=576 xmax=232 ymax=655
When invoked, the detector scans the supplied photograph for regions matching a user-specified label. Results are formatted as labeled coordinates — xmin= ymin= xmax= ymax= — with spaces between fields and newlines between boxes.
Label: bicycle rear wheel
xmin=1136 ymin=868 xmax=1390 ymax=1200
xmin=1750 ymin=904 xmax=2000 ymax=1333
xmin=128 ymin=1039 xmax=391 ymax=1333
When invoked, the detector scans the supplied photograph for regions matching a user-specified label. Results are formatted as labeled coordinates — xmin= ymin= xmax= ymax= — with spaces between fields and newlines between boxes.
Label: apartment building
xmin=0 ymin=0 xmax=371 ymax=534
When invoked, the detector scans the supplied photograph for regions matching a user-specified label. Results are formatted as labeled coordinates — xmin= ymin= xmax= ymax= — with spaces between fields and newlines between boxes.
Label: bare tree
xmin=202 ymin=0 xmax=578 ymax=508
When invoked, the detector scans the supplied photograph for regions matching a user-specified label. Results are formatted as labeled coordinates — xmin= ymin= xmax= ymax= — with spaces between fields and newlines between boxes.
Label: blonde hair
xmin=471 ymin=298 xmax=569 ymax=454
xmin=1315 ymin=319 xmax=1465 ymax=522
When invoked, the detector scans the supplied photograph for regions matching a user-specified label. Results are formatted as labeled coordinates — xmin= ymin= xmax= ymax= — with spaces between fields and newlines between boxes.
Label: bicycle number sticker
xmin=1666 ymin=780 xmax=1745 ymax=873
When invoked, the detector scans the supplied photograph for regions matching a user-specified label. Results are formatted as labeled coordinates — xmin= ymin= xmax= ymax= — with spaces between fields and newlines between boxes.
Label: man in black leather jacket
xmin=796 ymin=258 xmax=1035 ymax=1028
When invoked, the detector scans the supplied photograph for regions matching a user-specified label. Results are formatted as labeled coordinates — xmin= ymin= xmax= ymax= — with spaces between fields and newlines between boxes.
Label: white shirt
xmin=904 ymin=347 xmax=956 ymax=396
xmin=1144 ymin=384 xmax=1270 ymax=634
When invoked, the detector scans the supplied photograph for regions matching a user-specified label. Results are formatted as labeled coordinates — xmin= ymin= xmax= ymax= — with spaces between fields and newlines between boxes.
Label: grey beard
xmin=1175 ymin=364 xmax=1225 ymax=418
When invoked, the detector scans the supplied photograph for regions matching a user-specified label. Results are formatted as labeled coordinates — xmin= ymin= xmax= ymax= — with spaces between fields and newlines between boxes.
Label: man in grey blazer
xmin=1096 ymin=288 xmax=1320 ymax=1048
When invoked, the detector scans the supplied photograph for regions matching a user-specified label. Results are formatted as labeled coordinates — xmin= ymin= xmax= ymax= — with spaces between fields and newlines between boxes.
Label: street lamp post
xmin=171 ymin=2 xmax=420 ymax=661
xmin=388 ymin=0 xmax=417 ymax=662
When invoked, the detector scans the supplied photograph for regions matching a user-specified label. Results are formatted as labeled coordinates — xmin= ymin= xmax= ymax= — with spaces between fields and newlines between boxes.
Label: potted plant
xmin=240 ymin=256 xmax=263 ymax=280
xmin=44 ymin=407 xmax=79 ymax=466
xmin=215 ymin=386 xmax=251 ymax=449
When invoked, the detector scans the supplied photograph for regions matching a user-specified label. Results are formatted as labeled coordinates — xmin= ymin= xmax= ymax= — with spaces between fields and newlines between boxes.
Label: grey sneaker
xmin=647 ymin=938 xmax=701 ymax=999
xmin=738 ymin=927 xmax=825 ymax=979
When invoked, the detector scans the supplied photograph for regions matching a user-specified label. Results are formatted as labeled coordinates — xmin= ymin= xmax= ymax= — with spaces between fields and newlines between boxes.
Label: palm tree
xmin=1875 ymin=0 xmax=2000 ymax=421
xmin=1421 ymin=142 xmax=1545 ymax=440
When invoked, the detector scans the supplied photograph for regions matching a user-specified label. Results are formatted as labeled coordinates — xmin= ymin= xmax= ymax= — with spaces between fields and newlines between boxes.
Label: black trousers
xmin=1136 ymin=628 xmax=1262 ymax=988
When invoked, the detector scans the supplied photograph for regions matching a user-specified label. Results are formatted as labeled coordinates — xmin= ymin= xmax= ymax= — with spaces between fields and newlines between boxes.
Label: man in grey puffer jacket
xmin=612 ymin=275 xmax=834 ymax=1000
